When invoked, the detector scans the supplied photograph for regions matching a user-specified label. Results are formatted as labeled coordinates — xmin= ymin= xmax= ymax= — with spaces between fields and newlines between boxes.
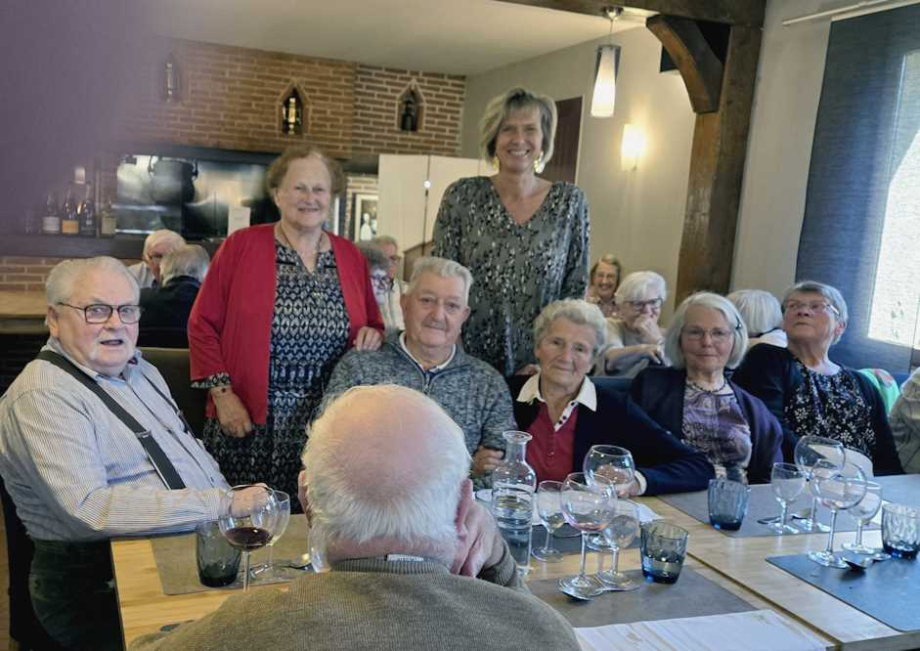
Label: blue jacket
xmin=506 ymin=375 xmax=714 ymax=495
xmin=630 ymin=367 xmax=783 ymax=484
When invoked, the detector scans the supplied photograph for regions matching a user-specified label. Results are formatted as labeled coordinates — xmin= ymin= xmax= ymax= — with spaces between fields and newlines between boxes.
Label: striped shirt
xmin=0 ymin=339 xmax=227 ymax=541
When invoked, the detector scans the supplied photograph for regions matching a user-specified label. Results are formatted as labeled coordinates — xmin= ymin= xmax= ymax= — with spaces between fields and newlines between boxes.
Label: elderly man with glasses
xmin=325 ymin=257 xmax=515 ymax=487
xmin=0 ymin=257 xmax=228 ymax=651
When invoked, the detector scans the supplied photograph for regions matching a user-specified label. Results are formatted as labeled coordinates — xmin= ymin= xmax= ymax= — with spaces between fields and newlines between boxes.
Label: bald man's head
xmin=303 ymin=386 xmax=472 ymax=560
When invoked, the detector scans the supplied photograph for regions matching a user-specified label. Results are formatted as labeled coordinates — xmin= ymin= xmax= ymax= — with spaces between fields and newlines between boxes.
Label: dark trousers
xmin=29 ymin=540 xmax=123 ymax=651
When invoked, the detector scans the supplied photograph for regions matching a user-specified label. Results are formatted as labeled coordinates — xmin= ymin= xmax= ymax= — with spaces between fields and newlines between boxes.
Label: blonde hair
xmin=265 ymin=145 xmax=345 ymax=196
xmin=478 ymin=87 xmax=557 ymax=165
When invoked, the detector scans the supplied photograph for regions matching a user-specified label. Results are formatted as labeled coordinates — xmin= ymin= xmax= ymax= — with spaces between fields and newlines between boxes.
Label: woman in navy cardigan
xmin=631 ymin=293 xmax=783 ymax=485
xmin=507 ymin=299 xmax=713 ymax=496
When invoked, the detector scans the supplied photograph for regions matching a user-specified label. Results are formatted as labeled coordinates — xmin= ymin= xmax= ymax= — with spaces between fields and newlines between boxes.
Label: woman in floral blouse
xmin=732 ymin=281 xmax=902 ymax=474
xmin=433 ymin=87 xmax=589 ymax=376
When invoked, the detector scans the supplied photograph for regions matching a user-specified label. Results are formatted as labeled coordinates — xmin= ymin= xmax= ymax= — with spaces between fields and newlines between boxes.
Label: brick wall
xmin=113 ymin=39 xmax=465 ymax=160
xmin=0 ymin=256 xmax=140 ymax=292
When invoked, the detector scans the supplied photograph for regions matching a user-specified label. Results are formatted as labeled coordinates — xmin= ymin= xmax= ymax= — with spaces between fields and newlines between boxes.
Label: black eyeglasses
xmin=57 ymin=303 xmax=143 ymax=324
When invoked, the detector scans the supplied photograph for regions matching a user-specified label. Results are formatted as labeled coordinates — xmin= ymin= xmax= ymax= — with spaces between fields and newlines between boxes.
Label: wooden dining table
xmin=111 ymin=487 xmax=920 ymax=650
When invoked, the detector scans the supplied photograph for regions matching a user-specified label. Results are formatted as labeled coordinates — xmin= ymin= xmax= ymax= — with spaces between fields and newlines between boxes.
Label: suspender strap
xmin=35 ymin=351 xmax=187 ymax=490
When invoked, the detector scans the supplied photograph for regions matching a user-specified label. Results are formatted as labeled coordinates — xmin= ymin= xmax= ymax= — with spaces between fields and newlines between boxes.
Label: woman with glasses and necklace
xmin=733 ymin=281 xmax=903 ymax=474
xmin=433 ymin=87 xmax=589 ymax=377
xmin=188 ymin=146 xmax=384 ymax=506
xmin=599 ymin=271 xmax=669 ymax=378
xmin=631 ymin=293 xmax=783 ymax=484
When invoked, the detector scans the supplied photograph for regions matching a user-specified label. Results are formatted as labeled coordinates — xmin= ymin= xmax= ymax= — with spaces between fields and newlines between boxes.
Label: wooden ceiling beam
xmin=495 ymin=0 xmax=765 ymax=27
xmin=646 ymin=15 xmax=723 ymax=113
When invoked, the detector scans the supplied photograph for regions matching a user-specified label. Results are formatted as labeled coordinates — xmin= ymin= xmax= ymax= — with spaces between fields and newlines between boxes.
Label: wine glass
xmin=559 ymin=473 xmax=615 ymax=600
xmin=218 ymin=485 xmax=279 ymax=591
xmin=532 ymin=481 xmax=565 ymax=563
xmin=598 ymin=499 xmax=640 ymax=591
xmin=251 ymin=490 xmax=291 ymax=579
xmin=842 ymin=481 xmax=890 ymax=560
xmin=794 ymin=436 xmax=846 ymax=532
xmin=808 ymin=460 xmax=867 ymax=568
xmin=769 ymin=462 xmax=805 ymax=534
xmin=583 ymin=445 xmax=635 ymax=551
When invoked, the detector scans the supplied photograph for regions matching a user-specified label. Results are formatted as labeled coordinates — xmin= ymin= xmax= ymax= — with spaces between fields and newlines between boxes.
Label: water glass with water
xmin=640 ymin=521 xmax=689 ymax=584
xmin=196 ymin=520 xmax=241 ymax=588
xmin=882 ymin=503 xmax=920 ymax=559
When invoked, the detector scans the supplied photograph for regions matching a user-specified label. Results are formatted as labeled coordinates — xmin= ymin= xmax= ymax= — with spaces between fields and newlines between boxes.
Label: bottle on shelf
xmin=41 ymin=192 xmax=61 ymax=235
xmin=99 ymin=196 xmax=117 ymax=237
xmin=61 ymin=188 xmax=79 ymax=236
xmin=490 ymin=430 xmax=537 ymax=576
xmin=78 ymin=183 xmax=96 ymax=236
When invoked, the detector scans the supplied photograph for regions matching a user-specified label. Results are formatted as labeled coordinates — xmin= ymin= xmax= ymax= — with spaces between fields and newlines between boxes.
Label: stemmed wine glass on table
xmin=583 ymin=445 xmax=635 ymax=555
xmin=598 ymin=499 xmax=641 ymax=591
xmin=842 ymin=480 xmax=890 ymax=560
xmin=532 ymin=481 xmax=565 ymax=563
xmin=808 ymin=460 xmax=867 ymax=568
xmin=794 ymin=436 xmax=846 ymax=532
xmin=769 ymin=462 xmax=806 ymax=534
xmin=559 ymin=472 xmax=615 ymax=600
xmin=251 ymin=490 xmax=292 ymax=580
xmin=219 ymin=484 xmax=279 ymax=591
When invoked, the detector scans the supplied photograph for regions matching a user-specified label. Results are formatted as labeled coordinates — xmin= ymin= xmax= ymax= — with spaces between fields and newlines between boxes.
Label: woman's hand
xmin=354 ymin=326 xmax=383 ymax=351
xmin=472 ymin=446 xmax=504 ymax=474
xmin=211 ymin=387 xmax=254 ymax=438
xmin=633 ymin=314 xmax=663 ymax=344
xmin=639 ymin=343 xmax=665 ymax=364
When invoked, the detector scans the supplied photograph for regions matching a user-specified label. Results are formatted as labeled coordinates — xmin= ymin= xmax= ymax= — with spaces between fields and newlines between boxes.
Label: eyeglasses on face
xmin=682 ymin=327 xmax=734 ymax=344
xmin=626 ymin=298 xmax=663 ymax=311
xmin=784 ymin=300 xmax=839 ymax=316
xmin=57 ymin=303 xmax=143 ymax=324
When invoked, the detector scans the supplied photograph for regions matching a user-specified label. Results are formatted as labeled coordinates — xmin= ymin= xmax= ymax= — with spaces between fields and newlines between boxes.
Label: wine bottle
xmin=99 ymin=196 xmax=117 ymax=237
xmin=41 ymin=192 xmax=61 ymax=235
xmin=78 ymin=183 xmax=96 ymax=236
xmin=61 ymin=188 xmax=79 ymax=236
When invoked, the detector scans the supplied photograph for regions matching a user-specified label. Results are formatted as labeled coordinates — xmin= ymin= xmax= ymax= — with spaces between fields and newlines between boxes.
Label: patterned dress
xmin=433 ymin=176 xmax=589 ymax=376
xmin=195 ymin=244 xmax=350 ymax=503
xmin=785 ymin=361 xmax=876 ymax=458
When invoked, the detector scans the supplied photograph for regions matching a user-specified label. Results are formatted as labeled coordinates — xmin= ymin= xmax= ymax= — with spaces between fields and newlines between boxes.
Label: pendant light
xmin=591 ymin=7 xmax=622 ymax=118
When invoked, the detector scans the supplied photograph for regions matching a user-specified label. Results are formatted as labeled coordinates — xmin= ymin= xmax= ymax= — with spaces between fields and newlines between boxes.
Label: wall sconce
xmin=621 ymin=124 xmax=646 ymax=171
xmin=591 ymin=7 xmax=622 ymax=118
xmin=163 ymin=53 xmax=180 ymax=103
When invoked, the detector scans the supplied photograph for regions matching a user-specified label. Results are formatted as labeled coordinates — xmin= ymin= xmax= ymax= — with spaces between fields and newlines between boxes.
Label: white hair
xmin=143 ymin=229 xmax=185 ymax=257
xmin=615 ymin=270 xmax=668 ymax=305
xmin=372 ymin=235 xmax=399 ymax=250
xmin=406 ymin=257 xmax=473 ymax=303
xmin=160 ymin=245 xmax=209 ymax=284
xmin=533 ymin=299 xmax=608 ymax=358
xmin=782 ymin=280 xmax=849 ymax=346
xmin=302 ymin=385 xmax=471 ymax=561
xmin=727 ymin=289 xmax=782 ymax=337
xmin=46 ymin=257 xmax=139 ymax=306
xmin=664 ymin=292 xmax=748 ymax=370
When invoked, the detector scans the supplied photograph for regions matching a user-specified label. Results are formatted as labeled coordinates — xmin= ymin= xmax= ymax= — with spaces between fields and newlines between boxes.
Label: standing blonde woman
xmin=433 ymin=87 xmax=589 ymax=376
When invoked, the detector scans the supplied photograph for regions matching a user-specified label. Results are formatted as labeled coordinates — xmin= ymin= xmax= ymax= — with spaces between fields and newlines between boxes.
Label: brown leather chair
xmin=139 ymin=347 xmax=207 ymax=438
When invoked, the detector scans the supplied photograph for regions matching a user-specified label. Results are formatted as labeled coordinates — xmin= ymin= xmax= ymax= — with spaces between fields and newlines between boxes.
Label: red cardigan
xmin=188 ymin=224 xmax=384 ymax=424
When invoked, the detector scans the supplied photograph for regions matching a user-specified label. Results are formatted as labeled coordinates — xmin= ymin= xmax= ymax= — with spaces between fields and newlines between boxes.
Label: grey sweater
xmin=130 ymin=546 xmax=580 ymax=650
xmin=326 ymin=338 xmax=515 ymax=458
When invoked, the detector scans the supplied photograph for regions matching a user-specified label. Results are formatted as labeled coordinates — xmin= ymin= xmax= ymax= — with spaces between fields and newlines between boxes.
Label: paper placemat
xmin=875 ymin=474 xmax=920 ymax=509
xmin=767 ymin=553 xmax=920 ymax=632
xmin=152 ymin=516 xmax=312 ymax=595
xmin=530 ymin=567 xmax=755 ymax=628
xmin=659 ymin=484 xmax=874 ymax=538
xmin=576 ymin=610 xmax=826 ymax=651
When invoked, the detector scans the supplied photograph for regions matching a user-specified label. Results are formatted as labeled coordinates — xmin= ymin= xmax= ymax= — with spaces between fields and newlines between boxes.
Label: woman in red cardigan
xmin=188 ymin=146 xmax=383 ymax=504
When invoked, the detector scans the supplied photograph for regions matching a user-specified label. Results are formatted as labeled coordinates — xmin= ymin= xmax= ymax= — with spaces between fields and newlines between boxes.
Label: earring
xmin=491 ymin=155 xmax=500 ymax=171
xmin=534 ymin=152 xmax=545 ymax=174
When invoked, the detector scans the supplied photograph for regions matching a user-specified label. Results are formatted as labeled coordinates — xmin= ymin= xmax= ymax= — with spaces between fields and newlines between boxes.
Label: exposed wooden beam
xmin=495 ymin=0 xmax=765 ymax=27
xmin=646 ymin=15 xmax=723 ymax=113
xmin=675 ymin=24 xmax=762 ymax=300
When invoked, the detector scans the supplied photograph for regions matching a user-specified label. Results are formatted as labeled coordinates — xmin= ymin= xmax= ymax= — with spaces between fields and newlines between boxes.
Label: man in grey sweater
xmin=132 ymin=385 xmax=579 ymax=651
xmin=327 ymin=257 xmax=514 ymax=486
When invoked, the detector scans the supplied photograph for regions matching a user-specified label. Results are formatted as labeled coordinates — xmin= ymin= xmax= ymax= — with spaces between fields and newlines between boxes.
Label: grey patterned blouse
xmin=433 ymin=176 xmax=590 ymax=376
